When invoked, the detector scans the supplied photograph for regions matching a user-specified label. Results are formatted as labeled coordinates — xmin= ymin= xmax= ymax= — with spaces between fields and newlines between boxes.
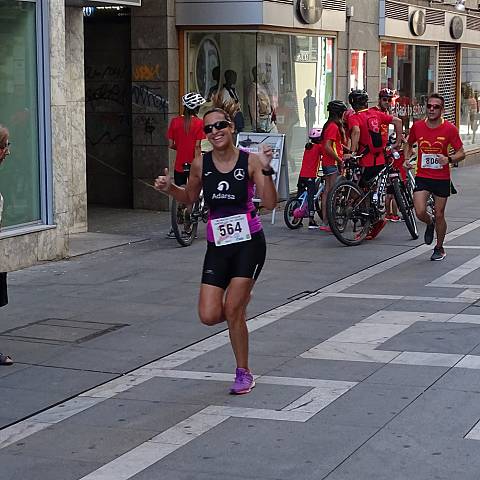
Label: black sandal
xmin=0 ymin=353 xmax=13 ymax=366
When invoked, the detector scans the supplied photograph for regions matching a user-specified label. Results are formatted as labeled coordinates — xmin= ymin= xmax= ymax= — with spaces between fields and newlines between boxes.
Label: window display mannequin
xmin=207 ymin=66 xmax=220 ymax=101
xmin=247 ymin=66 xmax=277 ymax=133
xmin=220 ymin=70 xmax=244 ymax=132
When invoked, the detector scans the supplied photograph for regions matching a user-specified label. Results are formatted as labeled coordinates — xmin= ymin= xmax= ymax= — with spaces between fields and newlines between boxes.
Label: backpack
xmin=358 ymin=109 xmax=385 ymax=158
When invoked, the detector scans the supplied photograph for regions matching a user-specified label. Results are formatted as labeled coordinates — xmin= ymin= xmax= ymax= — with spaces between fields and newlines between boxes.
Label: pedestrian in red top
xmin=348 ymin=89 xmax=403 ymax=240
xmin=404 ymin=93 xmax=465 ymax=261
xmin=319 ymin=100 xmax=349 ymax=232
xmin=297 ymin=128 xmax=323 ymax=228
xmin=166 ymin=92 xmax=206 ymax=238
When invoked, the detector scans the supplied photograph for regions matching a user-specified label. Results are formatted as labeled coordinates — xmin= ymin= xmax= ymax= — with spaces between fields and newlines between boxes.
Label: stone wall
xmin=131 ymin=0 xmax=177 ymax=210
xmin=337 ymin=0 xmax=380 ymax=104
xmin=0 ymin=2 xmax=86 ymax=272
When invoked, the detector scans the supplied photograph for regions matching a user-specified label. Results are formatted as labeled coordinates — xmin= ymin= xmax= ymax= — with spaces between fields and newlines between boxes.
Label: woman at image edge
xmin=155 ymin=106 xmax=278 ymax=394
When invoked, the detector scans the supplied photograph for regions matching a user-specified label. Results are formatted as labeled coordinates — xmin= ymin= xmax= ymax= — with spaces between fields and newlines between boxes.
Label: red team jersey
xmin=299 ymin=143 xmax=323 ymax=178
xmin=167 ymin=116 xmax=206 ymax=172
xmin=408 ymin=119 xmax=463 ymax=181
xmin=347 ymin=108 xmax=393 ymax=167
xmin=321 ymin=122 xmax=343 ymax=167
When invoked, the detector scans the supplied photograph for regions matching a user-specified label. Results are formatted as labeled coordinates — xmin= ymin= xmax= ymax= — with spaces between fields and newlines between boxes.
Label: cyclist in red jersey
xmin=374 ymin=88 xmax=403 ymax=222
xmin=168 ymin=92 xmax=206 ymax=185
xmin=404 ymin=93 xmax=465 ymax=261
xmin=298 ymin=128 xmax=323 ymax=228
xmin=319 ymin=100 xmax=349 ymax=232
xmin=166 ymin=92 xmax=206 ymax=238
xmin=347 ymin=89 xmax=403 ymax=239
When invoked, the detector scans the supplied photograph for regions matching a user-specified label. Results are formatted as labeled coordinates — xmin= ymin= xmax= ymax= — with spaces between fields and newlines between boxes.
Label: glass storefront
xmin=186 ymin=31 xmax=334 ymax=190
xmin=460 ymin=48 xmax=480 ymax=149
xmin=380 ymin=42 xmax=436 ymax=132
xmin=0 ymin=0 xmax=41 ymax=228
xmin=350 ymin=50 xmax=367 ymax=91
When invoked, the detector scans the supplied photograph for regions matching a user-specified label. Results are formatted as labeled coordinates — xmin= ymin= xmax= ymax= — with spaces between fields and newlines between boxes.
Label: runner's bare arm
xmin=438 ymin=146 xmax=466 ymax=166
xmin=250 ymin=146 xmax=278 ymax=210
xmin=154 ymin=154 xmax=202 ymax=203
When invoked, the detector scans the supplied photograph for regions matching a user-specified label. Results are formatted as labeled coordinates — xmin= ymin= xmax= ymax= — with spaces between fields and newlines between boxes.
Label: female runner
xmin=155 ymin=107 xmax=277 ymax=394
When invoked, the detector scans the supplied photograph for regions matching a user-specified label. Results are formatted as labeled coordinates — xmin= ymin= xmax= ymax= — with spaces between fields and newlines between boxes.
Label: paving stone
xmin=432 ymin=367 xmax=480 ymax=393
xmin=362 ymin=364 xmax=449 ymax=387
xmin=265 ymin=357 xmax=383 ymax=383
xmin=0 ymin=452 xmax=103 ymax=480
xmin=3 ymin=423 xmax=158 ymax=464
xmin=380 ymin=321 xmax=480 ymax=355
xmin=322 ymin=428 xmax=480 ymax=480
xmin=157 ymin=417 xmax=377 ymax=478
xmin=0 ymin=365 xmax=114 ymax=394
xmin=309 ymin=382 xmax=424 ymax=428
xmin=116 ymin=377 xmax=310 ymax=411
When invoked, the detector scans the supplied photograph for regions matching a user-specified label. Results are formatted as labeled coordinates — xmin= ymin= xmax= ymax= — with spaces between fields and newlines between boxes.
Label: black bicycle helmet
xmin=348 ymin=89 xmax=369 ymax=108
xmin=327 ymin=100 xmax=348 ymax=114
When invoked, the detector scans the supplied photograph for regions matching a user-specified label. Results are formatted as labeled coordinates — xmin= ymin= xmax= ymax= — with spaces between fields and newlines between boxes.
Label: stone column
xmin=66 ymin=7 xmax=87 ymax=233
xmin=337 ymin=0 xmax=380 ymax=103
xmin=131 ymin=0 xmax=178 ymax=210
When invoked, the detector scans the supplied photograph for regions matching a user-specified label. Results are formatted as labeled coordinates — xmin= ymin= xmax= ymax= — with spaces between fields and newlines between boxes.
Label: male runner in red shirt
xmin=404 ymin=93 xmax=465 ymax=261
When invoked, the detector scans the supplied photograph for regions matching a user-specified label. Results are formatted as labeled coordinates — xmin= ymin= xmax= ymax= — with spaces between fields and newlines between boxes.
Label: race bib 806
xmin=421 ymin=153 xmax=442 ymax=170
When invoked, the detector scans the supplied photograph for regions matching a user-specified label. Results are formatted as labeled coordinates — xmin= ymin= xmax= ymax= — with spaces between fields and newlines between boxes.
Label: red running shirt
xmin=348 ymin=108 xmax=393 ymax=167
xmin=371 ymin=106 xmax=390 ymax=144
xmin=299 ymin=143 xmax=323 ymax=178
xmin=408 ymin=119 xmax=463 ymax=180
xmin=167 ymin=116 xmax=206 ymax=172
xmin=321 ymin=121 xmax=343 ymax=167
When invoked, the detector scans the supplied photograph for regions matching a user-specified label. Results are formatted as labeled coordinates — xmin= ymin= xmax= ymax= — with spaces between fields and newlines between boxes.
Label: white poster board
xmin=236 ymin=132 xmax=289 ymax=224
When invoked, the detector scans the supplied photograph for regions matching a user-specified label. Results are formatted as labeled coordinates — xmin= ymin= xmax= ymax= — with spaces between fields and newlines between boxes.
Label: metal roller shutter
xmin=438 ymin=42 xmax=458 ymax=124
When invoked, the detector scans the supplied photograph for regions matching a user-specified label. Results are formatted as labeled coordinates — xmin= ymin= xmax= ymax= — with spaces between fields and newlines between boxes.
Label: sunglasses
xmin=381 ymin=97 xmax=393 ymax=102
xmin=203 ymin=120 xmax=231 ymax=134
xmin=426 ymin=104 xmax=442 ymax=110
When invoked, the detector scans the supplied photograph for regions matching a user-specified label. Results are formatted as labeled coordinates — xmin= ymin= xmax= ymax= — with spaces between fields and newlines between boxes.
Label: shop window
xmin=186 ymin=31 xmax=334 ymax=192
xmin=0 ymin=1 xmax=42 ymax=228
xmin=350 ymin=50 xmax=367 ymax=91
xmin=460 ymin=48 xmax=480 ymax=149
xmin=380 ymin=42 xmax=436 ymax=132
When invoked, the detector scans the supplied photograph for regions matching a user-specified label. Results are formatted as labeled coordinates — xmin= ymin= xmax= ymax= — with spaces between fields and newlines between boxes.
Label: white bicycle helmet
xmin=182 ymin=92 xmax=206 ymax=110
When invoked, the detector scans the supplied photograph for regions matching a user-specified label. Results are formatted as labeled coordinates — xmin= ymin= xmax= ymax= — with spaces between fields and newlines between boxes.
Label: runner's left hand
xmin=437 ymin=154 xmax=449 ymax=166
xmin=258 ymin=144 xmax=273 ymax=169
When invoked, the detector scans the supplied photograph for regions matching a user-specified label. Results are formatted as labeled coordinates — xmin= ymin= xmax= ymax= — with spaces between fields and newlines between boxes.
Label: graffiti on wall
xmin=133 ymin=64 xmax=161 ymax=82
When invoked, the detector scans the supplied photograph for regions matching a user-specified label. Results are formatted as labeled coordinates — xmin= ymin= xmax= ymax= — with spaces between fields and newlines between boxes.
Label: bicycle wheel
xmin=171 ymin=199 xmax=198 ymax=247
xmin=284 ymin=197 xmax=304 ymax=229
xmin=392 ymin=178 xmax=418 ymax=240
xmin=327 ymin=180 xmax=370 ymax=246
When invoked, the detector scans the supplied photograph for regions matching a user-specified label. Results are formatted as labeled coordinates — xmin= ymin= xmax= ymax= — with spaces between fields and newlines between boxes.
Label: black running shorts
xmin=201 ymin=231 xmax=266 ymax=290
xmin=414 ymin=176 xmax=451 ymax=198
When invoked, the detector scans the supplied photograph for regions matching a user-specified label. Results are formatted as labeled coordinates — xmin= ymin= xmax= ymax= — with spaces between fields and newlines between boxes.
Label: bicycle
xmin=284 ymin=176 xmax=325 ymax=229
xmin=385 ymin=146 xmax=418 ymax=240
xmin=327 ymin=151 xmax=417 ymax=246
xmin=170 ymin=163 xmax=209 ymax=247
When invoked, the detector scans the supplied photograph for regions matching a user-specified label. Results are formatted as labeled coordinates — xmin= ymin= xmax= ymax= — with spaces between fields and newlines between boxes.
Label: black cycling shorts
xmin=174 ymin=170 xmax=189 ymax=186
xmin=201 ymin=230 xmax=266 ymax=290
xmin=360 ymin=165 xmax=385 ymax=187
xmin=414 ymin=176 xmax=451 ymax=198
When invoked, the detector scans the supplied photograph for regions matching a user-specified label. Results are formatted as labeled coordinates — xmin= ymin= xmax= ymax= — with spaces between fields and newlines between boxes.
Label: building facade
xmin=2 ymin=0 xmax=480 ymax=271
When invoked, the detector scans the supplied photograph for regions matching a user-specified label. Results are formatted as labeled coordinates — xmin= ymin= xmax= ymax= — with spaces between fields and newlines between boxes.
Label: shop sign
xmin=296 ymin=0 xmax=322 ymax=24
xmin=393 ymin=102 xmax=426 ymax=118
xmin=409 ymin=10 xmax=426 ymax=36
xmin=450 ymin=16 xmax=464 ymax=40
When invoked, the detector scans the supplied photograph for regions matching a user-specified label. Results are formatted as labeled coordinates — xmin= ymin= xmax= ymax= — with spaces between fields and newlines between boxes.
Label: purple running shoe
xmin=230 ymin=368 xmax=255 ymax=395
